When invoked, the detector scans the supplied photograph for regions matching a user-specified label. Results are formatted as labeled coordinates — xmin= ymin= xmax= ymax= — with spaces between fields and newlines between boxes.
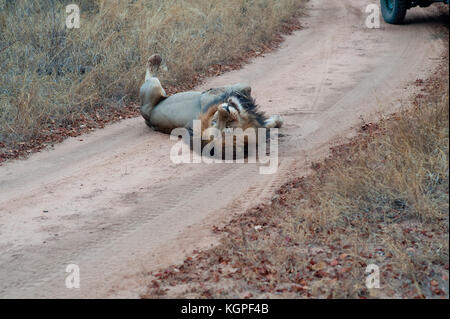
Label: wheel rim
xmin=385 ymin=0 xmax=395 ymax=11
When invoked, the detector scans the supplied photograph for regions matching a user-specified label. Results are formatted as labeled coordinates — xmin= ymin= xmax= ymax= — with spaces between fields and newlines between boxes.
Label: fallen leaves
xmin=311 ymin=261 xmax=326 ymax=271
xmin=330 ymin=259 xmax=339 ymax=267
xmin=430 ymin=280 xmax=439 ymax=287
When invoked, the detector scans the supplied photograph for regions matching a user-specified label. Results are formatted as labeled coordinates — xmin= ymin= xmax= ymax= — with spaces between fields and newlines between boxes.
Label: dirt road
xmin=0 ymin=0 xmax=446 ymax=298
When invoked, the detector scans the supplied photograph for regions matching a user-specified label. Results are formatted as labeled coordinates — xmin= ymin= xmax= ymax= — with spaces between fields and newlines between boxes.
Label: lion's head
xmin=201 ymin=92 xmax=266 ymax=132
xmin=195 ymin=92 xmax=273 ymax=158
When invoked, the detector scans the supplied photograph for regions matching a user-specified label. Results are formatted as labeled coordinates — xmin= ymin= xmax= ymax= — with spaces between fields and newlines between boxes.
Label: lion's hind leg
xmin=140 ymin=54 xmax=167 ymax=124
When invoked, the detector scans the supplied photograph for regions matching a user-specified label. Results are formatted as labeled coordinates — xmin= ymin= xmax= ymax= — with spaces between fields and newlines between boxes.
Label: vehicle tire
xmin=380 ymin=0 xmax=410 ymax=24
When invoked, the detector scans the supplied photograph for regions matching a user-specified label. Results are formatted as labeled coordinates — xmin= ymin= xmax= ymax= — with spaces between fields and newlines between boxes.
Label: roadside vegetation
xmin=143 ymin=55 xmax=449 ymax=299
xmin=0 ymin=0 xmax=304 ymax=161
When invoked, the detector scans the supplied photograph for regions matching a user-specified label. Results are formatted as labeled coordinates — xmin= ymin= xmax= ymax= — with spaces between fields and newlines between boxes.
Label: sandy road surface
xmin=0 ymin=0 xmax=446 ymax=298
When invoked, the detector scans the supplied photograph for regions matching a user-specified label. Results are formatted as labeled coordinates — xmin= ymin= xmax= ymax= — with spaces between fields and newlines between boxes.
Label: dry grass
xmin=143 ymin=55 xmax=449 ymax=299
xmin=0 ymin=0 xmax=305 ymax=147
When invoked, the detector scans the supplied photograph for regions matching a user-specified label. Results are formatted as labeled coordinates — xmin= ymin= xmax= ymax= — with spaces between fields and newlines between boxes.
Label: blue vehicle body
xmin=381 ymin=0 xmax=449 ymax=24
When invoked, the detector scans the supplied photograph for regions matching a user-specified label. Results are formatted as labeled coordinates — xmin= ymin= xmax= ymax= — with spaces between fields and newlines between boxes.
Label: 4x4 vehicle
xmin=381 ymin=0 xmax=449 ymax=24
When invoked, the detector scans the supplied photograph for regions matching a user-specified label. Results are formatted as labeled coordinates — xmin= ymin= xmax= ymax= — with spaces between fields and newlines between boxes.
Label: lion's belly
xmin=149 ymin=92 xmax=202 ymax=130
xmin=148 ymin=83 xmax=249 ymax=131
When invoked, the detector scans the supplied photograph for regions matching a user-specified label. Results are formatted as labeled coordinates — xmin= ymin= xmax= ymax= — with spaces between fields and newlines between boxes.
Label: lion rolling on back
xmin=139 ymin=54 xmax=283 ymax=151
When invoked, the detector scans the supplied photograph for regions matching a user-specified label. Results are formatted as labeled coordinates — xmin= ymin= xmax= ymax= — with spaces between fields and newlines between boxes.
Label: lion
xmin=139 ymin=54 xmax=283 ymax=155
